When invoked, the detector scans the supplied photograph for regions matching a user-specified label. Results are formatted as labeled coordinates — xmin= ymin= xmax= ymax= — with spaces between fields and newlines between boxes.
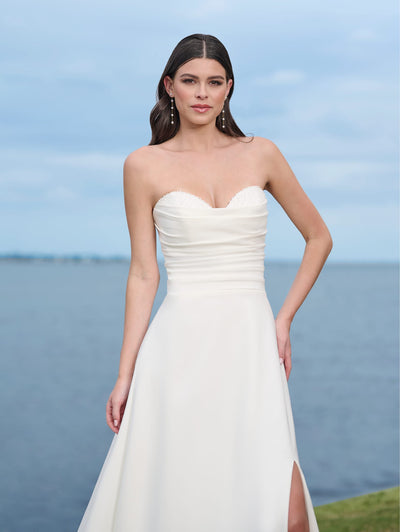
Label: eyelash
xmin=182 ymin=79 xmax=223 ymax=86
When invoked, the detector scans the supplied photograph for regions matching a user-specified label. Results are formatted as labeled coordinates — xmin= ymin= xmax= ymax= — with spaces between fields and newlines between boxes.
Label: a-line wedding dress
xmin=77 ymin=184 xmax=319 ymax=531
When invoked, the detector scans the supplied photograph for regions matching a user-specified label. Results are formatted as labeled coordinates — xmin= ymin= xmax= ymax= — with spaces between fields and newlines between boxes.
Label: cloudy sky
xmin=1 ymin=0 xmax=398 ymax=261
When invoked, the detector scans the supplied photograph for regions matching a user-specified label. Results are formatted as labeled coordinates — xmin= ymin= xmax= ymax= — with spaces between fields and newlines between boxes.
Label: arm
xmin=263 ymin=139 xmax=333 ymax=380
xmin=106 ymin=150 xmax=160 ymax=433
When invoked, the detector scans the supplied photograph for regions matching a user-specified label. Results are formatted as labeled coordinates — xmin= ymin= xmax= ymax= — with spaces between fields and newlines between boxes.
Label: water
xmin=0 ymin=260 xmax=398 ymax=531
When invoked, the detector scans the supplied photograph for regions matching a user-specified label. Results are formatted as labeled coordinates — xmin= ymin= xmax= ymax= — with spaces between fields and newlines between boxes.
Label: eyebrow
xmin=179 ymin=73 xmax=226 ymax=80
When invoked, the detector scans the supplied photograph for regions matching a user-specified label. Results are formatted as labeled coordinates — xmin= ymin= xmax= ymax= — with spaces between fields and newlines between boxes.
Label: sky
xmin=0 ymin=0 xmax=398 ymax=261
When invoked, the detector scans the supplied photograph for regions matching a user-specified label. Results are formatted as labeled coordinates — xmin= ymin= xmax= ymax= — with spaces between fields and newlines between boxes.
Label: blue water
xmin=0 ymin=260 xmax=398 ymax=531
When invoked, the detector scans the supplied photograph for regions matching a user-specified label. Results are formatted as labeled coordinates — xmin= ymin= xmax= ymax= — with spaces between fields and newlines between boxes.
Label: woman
xmin=78 ymin=34 xmax=332 ymax=532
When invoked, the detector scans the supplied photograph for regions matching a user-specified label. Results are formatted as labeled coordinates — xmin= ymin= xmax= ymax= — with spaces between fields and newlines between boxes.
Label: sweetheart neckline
xmin=153 ymin=185 xmax=265 ymax=211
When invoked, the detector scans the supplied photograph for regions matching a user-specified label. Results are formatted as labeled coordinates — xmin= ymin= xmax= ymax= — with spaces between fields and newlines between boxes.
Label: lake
xmin=0 ymin=259 xmax=398 ymax=531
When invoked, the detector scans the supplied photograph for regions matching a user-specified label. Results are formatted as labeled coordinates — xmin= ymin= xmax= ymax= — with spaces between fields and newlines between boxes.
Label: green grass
xmin=315 ymin=486 xmax=399 ymax=532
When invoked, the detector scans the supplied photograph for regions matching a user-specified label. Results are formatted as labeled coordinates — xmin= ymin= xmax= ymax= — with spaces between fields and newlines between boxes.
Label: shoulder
xmin=250 ymin=137 xmax=290 ymax=176
xmin=121 ymin=147 xmax=157 ymax=203
xmin=247 ymin=136 xmax=281 ymax=157
xmin=235 ymin=135 xmax=281 ymax=159
xmin=123 ymin=145 xmax=161 ymax=174
xmin=239 ymin=136 xmax=284 ymax=172
xmin=123 ymin=145 xmax=167 ymax=187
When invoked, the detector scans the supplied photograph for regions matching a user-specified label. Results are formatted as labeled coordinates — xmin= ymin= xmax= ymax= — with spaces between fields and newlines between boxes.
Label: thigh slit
xmin=287 ymin=460 xmax=310 ymax=532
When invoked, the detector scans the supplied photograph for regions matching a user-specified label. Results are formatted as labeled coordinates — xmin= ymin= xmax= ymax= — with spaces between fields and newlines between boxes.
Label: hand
xmin=275 ymin=316 xmax=292 ymax=381
xmin=106 ymin=377 xmax=131 ymax=433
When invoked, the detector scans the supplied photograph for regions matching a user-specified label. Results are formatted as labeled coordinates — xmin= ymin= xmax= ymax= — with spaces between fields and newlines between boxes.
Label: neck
xmin=172 ymin=120 xmax=228 ymax=152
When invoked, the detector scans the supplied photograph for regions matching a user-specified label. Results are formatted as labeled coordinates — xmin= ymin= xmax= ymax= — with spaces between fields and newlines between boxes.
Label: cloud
xmin=253 ymin=69 xmax=306 ymax=87
xmin=47 ymin=152 xmax=123 ymax=172
xmin=0 ymin=149 xmax=125 ymax=205
xmin=45 ymin=185 xmax=79 ymax=202
xmin=240 ymin=71 xmax=397 ymax=162
xmin=291 ymin=159 xmax=396 ymax=194
xmin=349 ymin=28 xmax=379 ymax=42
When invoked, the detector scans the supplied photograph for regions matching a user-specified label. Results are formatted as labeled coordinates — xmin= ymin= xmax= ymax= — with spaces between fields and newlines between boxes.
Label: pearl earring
xmin=170 ymin=96 xmax=175 ymax=125
xmin=221 ymin=102 xmax=226 ymax=129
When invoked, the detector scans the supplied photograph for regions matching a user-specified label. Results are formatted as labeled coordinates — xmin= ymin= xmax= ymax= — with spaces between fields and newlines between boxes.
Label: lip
xmin=191 ymin=104 xmax=212 ymax=113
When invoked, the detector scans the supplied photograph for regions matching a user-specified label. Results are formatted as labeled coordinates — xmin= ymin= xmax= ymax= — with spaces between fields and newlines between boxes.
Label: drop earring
xmin=170 ymin=96 xmax=175 ymax=125
xmin=221 ymin=101 xmax=226 ymax=129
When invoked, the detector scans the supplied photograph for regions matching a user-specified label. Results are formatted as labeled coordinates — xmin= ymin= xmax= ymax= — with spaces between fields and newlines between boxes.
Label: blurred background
xmin=0 ymin=1 xmax=398 ymax=530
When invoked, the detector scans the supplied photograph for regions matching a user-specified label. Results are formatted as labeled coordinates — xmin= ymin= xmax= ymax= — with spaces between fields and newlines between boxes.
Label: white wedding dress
xmin=77 ymin=185 xmax=319 ymax=531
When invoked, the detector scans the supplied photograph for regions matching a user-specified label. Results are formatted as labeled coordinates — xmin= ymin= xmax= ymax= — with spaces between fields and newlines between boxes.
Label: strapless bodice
xmin=152 ymin=185 xmax=268 ymax=294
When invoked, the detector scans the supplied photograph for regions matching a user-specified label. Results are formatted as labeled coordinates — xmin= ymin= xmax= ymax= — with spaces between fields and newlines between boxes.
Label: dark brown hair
xmin=149 ymin=34 xmax=246 ymax=145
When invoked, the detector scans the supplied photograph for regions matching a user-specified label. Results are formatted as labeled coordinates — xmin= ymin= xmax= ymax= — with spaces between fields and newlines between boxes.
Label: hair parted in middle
xmin=149 ymin=33 xmax=246 ymax=145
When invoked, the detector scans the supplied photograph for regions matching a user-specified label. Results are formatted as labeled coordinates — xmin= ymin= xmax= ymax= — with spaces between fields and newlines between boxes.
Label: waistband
xmin=167 ymin=277 xmax=266 ymax=295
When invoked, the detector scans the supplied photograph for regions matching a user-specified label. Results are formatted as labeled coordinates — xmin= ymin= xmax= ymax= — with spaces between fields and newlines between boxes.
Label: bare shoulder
xmin=123 ymin=145 xmax=168 ymax=199
xmin=123 ymin=145 xmax=163 ymax=177
xmin=247 ymin=136 xmax=281 ymax=158
xmin=237 ymin=136 xmax=283 ymax=185
xmin=237 ymin=136 xmax=282 ymax=164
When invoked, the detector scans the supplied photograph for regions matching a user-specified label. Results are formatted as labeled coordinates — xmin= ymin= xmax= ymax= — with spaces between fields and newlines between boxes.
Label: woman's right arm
xmin=106 ymin=149 xmax=160 ymax=434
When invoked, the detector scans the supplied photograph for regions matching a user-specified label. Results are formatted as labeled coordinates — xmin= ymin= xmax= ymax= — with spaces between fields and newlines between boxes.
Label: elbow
xmin=306 ymin=227 xmax=333 ymax=257
xmin=323 ymin=228 xmax=333 ymax=257
xmin=129 ymin=262 xmax=160 ymax=284
xmin=137 ymin=270 xmax=160 ymax=284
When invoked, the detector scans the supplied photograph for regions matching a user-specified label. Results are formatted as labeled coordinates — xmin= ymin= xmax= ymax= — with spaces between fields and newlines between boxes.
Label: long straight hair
xmin=149 ymin=34 xmax=246 ymax=145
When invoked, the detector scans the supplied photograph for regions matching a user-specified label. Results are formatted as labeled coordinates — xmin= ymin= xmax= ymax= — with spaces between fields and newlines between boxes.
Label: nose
xmin=195 ymin=82 xmax=208 ymax=99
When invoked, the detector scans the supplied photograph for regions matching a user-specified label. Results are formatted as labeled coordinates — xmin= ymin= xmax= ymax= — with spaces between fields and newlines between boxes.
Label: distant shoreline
xmin=0 ymin=254 xmax=398 ymax=265
xmin=0 ymin=254 xmax=130 ymax=263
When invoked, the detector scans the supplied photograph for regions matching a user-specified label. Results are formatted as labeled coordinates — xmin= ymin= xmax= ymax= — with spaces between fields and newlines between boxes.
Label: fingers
xmin=277 ymin=339 xmax=286 ymax=367
xmin=279 ymin=358 xmax=292 ymax=380
xmin=113 ymin=406 xmax=121 ymax=432
xmin=105 ymin=381 xmax=130 ymax=434
xmin=106 ymin=398 xmax=115 ymax=433
xmin=277 ymin=346 xmax=292 ymax=378
xmin=278 ymin=343 xmax=292 ymax=381
xmin=285 ymin=357 xmax=292 ymax=381
xmin=106 ymin=397 xmax=120 ymax=434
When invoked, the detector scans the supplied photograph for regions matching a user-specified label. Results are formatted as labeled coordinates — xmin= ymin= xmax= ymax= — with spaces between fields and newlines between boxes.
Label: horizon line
xmin=0 ymin=253 xmax=398 ymax=265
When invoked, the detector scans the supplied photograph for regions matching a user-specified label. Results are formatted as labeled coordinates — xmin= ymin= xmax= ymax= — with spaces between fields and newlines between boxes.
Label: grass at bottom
xmin=315 ymin=486 xmax=399 ymax=532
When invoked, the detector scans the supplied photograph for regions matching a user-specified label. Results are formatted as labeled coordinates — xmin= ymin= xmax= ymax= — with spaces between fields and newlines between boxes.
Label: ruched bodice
xmin=152 ymin=185 xmax=268 ymax=294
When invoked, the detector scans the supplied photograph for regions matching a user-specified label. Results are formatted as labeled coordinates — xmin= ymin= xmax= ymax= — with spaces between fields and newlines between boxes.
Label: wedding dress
xmin=77 ymin=184 xmax=319 ymax=531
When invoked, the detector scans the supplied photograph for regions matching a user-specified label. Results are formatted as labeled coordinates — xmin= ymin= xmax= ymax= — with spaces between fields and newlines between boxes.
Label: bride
xmin=78 ymin=33 xmax=332 ymax=532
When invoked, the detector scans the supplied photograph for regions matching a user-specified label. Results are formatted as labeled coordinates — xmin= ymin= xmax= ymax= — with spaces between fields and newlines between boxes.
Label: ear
xmin=225 ymin=78 xmax=233 ymax=99
xmin=164 ymin=76 xmax=174 ymax=97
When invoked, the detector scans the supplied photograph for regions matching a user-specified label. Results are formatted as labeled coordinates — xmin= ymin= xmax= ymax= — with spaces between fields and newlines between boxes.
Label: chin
xmin=188 ymin=116 xmax=217 ymax=127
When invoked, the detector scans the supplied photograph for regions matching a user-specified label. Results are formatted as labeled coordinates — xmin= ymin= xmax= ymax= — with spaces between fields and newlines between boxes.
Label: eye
xmin=182 ymin=78 xmax=195 ymax=84
xmin=210 ymin=80 xmax=223 ymax=86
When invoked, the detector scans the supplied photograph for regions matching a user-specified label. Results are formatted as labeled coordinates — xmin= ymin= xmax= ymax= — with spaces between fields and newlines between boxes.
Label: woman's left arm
xmin=262 ymin=138 xmax=333 ymax=379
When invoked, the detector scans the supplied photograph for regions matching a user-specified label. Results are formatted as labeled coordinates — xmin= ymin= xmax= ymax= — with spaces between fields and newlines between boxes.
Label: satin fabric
xmin=77 ymin=185 xmax=319 ymax=531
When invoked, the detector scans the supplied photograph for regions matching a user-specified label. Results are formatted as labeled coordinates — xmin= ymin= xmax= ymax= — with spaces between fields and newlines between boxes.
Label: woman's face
xmin=164 ymin=58 xmax=233 ymax=128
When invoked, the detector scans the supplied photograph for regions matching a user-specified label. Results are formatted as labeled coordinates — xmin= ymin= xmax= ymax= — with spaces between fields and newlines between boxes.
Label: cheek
xmin=175 ymin=85 xmax=193 ymax=102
